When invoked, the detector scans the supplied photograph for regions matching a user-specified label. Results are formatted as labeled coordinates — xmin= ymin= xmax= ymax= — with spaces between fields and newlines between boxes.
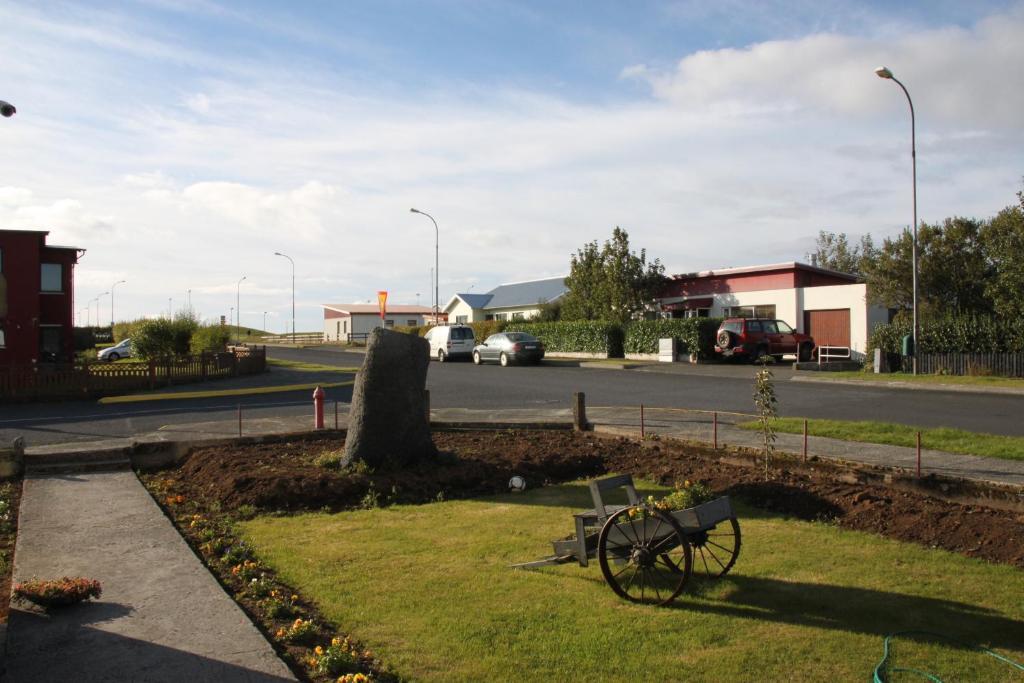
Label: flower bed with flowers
xmin=0 ymin=481 xmax=22 ymax=622
xmin=141 ymin=477 xmax=393 ymax=683
xmin=13 ymin=576 xmax=102 ymax=608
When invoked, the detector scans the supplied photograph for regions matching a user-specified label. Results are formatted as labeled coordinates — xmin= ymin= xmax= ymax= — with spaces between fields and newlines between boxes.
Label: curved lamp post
xmin=875 ymin=66 xmax=919 ymax=375
xmin=274 ymin=252 xmax=295 ymax=343
xmin=95 ymin=292 xmax=109 ymax=328
xmin=236 ymin=276 xmax=247 ymax=342
xmin=110 ymin=280 xmax=126 ymax=328
xmin=410 ymin=208 xmax=439 ymax=323
xmin=0 ymin=100 xmax=14 ymax=118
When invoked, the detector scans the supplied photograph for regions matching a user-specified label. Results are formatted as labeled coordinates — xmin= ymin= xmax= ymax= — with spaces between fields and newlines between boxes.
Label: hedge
xmin=869 ymin=315 xmax=1024 ymax=354
xmin=505 ymin=320 xmax=624 ymax=356
xmin=623 ymin=318 xmax=723 ymax=358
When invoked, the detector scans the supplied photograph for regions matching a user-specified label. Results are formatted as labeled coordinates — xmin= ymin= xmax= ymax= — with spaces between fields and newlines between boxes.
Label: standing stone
xmin=343 ymin=328 xmax=436 ymax=468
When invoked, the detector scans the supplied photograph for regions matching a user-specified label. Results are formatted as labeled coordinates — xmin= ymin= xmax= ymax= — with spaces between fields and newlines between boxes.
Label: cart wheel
xmin=688 ymin=517 xmax=741 ymax=579
xmin=597 ymin=506 xmax=692 ymax=606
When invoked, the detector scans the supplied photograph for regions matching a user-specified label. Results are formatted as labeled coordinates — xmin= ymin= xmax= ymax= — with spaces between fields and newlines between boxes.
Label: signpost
xmin=377 ymin=291 xmax=388 ymax=324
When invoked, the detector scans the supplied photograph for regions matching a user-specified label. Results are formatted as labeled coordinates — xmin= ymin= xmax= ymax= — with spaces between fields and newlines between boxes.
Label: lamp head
xmin=0 ymin=101 xmax=15 ymax=118
xmin=874 ymin=66 xmax=894 ymax=79
xmin=410 ymin=208 xmax=420 ymax=214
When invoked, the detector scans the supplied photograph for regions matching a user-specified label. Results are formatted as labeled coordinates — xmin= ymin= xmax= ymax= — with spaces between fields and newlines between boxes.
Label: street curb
xmin=97 ymin=380 xmax=355 ymax=405
xmin=791 ymin=373 xmax=1024 ymax=396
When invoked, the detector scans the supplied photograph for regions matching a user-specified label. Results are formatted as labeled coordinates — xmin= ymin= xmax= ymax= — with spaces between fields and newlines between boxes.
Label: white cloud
xmin=184 ymin=92 xmax=211 ymax=114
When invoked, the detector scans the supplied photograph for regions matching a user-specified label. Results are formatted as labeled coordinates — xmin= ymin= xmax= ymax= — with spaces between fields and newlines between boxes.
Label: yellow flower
xmin=331 ymin=637 xmax=341 ymax=647
xmin=291 ymin=594 xmax=298 ymax=602
xmin=314 ymin=646 xmax=324 ymax=656
xmin=684 ymin=480 xmax=691 ymax=487
xmin=275 ymin=628 xmax=285 ymax=638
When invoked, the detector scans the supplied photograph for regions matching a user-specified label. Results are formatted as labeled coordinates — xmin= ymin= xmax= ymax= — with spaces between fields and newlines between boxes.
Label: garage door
xmin=803 ymin=309 xmax=850 ymax=348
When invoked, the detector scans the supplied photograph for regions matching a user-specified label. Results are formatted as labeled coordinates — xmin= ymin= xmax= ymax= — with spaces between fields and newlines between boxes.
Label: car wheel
xmin=798 ymin=343 xmax=813 ymax=362
xmin=717 ymin=330 xmax=735 ymax=350
xmin=500 ymin=352 xmax=510 ymax=367
xmin=437 ymin=349 xmax=446 ymax=363
xmin=473 ymin=351 xmax=482 ymax=365
xmin=107 ymin=352 xmax=120 ymax=362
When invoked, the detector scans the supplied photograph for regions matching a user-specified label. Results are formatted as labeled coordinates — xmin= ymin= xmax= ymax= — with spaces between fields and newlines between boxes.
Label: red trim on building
xmin=661 ymin=262 xmax=857 ymax=299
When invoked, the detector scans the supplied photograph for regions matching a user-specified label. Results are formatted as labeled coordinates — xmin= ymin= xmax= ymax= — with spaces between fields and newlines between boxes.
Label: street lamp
xmin=410 ymin=208 xmax=439 ymax=324
xmin=875 ymin=66 xmax=919 ymax=375
xmin=236 ymin=275 xmax=246 ymax=343
xmin=168 ymin=297 xmax=173 ymax=318
xmin=110 ymin=280 xmax=126 ymax=328
xmin=0 ymin=100 xmax=14 ymax=118
xmin=263 ymin=311 xmax=268 ymax=332
xmin=96 ymin=292 xmax=109 ymax=327
xmin=274 ymin=252 xmax=295 ymax=344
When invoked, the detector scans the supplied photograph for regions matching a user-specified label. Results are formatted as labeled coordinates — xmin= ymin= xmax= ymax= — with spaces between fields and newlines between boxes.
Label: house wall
xmin=448 ymin=299 xmax=479 ymax=323
xmin=485 ymin=305 xmax=544 ymax=321
xmin=322 ymin=311 xmax=431 ymax=341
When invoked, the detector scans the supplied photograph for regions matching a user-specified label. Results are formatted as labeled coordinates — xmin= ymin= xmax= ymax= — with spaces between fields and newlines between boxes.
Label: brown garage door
xmin=803 ymin=309 xmax=851 ymax=348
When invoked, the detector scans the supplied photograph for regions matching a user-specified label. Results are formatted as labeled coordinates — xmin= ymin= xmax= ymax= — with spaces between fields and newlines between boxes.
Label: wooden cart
xmin=512 ymin=474 xmax=741 ymax=606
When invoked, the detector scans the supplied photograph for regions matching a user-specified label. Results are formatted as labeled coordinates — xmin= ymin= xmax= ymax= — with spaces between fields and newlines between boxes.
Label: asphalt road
xmin=3 ymin=345 xmax=1024 ymax=447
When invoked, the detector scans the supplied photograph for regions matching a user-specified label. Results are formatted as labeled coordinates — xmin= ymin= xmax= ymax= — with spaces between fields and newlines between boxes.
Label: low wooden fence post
xmin=573 ymin=392 xmax=588 ymax=431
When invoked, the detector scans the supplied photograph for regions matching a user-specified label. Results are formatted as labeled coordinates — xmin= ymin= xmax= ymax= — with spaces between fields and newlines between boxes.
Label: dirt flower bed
xmin=142 ymin=429 xmax=1023 ymax=680
xmin=0 ymin=480 xmax=23 ymax=623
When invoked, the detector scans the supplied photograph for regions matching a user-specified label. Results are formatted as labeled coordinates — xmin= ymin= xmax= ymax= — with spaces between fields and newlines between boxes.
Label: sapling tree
xmin=753 ymin=360 xmax=778 ymax=480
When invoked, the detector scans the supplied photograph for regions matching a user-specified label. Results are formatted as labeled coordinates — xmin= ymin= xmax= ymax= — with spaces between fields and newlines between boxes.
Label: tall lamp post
xmin=274 ymin=252 xmax=295 ymax=344
xmin=236 ymin=276 xmax=246 ymax=343
xmin=410 ymin=208 xmax=439 ymax=323
xmin=96 ymin=292 xmax=109 ymax=328
xmin=875 ymin=66 xmax=919 ymax=375
xmin=110 ymin=280 xmax=126 ymax=328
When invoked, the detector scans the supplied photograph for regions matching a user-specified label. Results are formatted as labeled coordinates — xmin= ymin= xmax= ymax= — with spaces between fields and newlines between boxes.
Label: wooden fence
xmin=0 ymin=346 xmax=267 ymax=401
xmin=916 ymin=352 xmax=1024 ymax=377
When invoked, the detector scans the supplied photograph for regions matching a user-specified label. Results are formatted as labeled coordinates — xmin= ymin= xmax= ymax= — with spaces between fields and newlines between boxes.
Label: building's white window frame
xmin=724 ymin=305 xmax=776 ymax=319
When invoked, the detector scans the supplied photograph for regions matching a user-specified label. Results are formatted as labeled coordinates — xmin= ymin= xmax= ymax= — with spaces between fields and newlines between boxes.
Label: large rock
xmin=343 ymin=328 xmax=436 ymax=468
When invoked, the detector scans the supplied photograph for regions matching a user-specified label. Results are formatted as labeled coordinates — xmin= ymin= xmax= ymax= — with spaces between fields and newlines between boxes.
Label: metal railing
xmin=818 ymin=346 xmax=851 ymax=365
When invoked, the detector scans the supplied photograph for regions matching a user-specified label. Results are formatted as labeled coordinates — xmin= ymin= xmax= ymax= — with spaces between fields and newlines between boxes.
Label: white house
xmin=443 ymin=276 xmax=567 ymax=323
xmin=657 ymin=262 xmax=889 ymax=360
xmin=322 ymin=304 xmax=438 ymax=342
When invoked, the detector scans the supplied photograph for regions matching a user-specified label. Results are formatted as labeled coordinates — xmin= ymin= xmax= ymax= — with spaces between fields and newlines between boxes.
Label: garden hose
xmin=873 ymin=631 xmax=1024 ymax=682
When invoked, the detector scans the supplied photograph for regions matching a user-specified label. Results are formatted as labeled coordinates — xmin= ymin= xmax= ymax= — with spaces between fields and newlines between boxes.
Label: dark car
xmin=472 ymin=332 xmax=545 ymax=366
xmin=715 ymin=318 xmax=814 ymax=362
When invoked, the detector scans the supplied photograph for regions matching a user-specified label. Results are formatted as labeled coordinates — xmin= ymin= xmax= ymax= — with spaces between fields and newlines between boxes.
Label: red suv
xmin=715 ymin=318 xmax=815 ymax=362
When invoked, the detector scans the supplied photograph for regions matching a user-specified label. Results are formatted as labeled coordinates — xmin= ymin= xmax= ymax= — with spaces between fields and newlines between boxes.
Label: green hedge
xmin=505 ymin=320 xmax=624 ymax=357
xmin=869 ymin=315 xmax=1024 ymax=354
xmin=623 ymin=318 xmax=723 ymax=358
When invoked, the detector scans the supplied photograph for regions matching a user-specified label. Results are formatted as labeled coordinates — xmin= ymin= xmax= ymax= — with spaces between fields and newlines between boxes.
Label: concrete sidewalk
xmin=4 ymin=472 xmax=295 ymax=682
xmin=24 ymin=405 xmax=1024 ymax=488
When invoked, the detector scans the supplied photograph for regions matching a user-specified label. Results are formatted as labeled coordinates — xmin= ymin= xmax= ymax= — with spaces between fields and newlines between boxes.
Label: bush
xmin=869 ymin=315 xmax=1024 ymax=354
xmin=132 ymin=313 xmax=199 ymax=360
xmin=623 ymin=318 xmax=723 ymax=358
xmin=113 ymin=318 xmax=148 ymax=344
xmin=505 ymin=320 xmax=625 ymax=357
xmin=191 ymin=324 xmax=232 ymax=354
xmin=468 ymin=320 xmax=508 ymax=344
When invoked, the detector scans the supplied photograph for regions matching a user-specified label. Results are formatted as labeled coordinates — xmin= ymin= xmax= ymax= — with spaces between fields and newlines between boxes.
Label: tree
xmin=534 ymin=299 xmax=562 ymax=322
xmin=812 ymin=231 xmax=876 ymax=277
xmin=980 ymin=194 xmax=1024 ymax=318
xmin=561 ymin=227 xmax=666 ymax=324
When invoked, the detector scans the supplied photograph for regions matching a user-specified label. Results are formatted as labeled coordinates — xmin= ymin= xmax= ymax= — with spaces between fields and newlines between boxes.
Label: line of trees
xmin=813 ymin=182 xmax=1024 ymax=319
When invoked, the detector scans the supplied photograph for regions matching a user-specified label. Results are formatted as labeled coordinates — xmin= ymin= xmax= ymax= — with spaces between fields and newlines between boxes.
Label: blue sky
xmin=2 ymin=0 xmax=1022 ymax=331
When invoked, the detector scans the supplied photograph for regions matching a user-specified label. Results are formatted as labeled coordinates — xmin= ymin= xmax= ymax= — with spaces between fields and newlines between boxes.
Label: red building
xmin=0 ymin=230 xmax=84 ymax=366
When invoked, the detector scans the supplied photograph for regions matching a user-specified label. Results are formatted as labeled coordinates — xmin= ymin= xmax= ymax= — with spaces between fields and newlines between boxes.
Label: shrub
xmin=647 ymin=481 xmax=716 ymax=511
xmin=307 ymin=637 xmax=360 ymax=676
xmin=314 ymin=449 xmax=345 ymax=470
xmin=191 ymin=324 xmax=232 ymax=354
xmin=868 ymin=315 xmax=1024 ymax=354
xmin=113 ymin=318 xmax=148 ymax=344
xmin=623 ymin=318 xmax=723 ymax=358
xmin=468 ymin=320 xmax=508 ymax=344
xmin=505 ymin=320 xmax=625 ymax=357
xmin=14 ymin=577 xmax=102 ymax=608
xmin=132 ymin=313 xmax=199 ymax=360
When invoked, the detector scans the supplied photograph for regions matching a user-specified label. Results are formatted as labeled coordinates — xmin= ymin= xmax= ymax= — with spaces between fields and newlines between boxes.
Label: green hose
xmin=873 ymin=631 xmax=1024 ymax=682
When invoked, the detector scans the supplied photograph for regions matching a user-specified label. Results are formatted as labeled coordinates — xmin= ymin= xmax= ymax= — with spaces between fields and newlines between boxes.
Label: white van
xmin=424 ymin=325 xmax=476 ymax=362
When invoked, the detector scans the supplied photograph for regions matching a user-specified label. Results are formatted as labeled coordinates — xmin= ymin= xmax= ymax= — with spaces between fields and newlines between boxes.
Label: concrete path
xmin=4 ymin=472 xmax=295 ymax=682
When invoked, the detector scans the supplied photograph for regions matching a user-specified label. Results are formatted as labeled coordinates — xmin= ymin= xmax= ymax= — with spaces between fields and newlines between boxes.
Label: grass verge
xmin=267 ymin=358 xmax=361 ymax=374
xmin=98 ymin=380 xmax=354 ymax=404
xmin=239 ymin=481 xmax=1024 ymax=682
xmin=801 ymin=370 xmax=1024 ymax=390
xmin=736 ymin=417 xmax=1024 ymax=462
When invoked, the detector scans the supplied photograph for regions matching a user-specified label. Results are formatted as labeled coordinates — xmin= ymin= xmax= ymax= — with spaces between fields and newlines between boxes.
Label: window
xmin=39 ymin=326 xmax=61 ymax=361
xmin=512 ymin=312 xmax=524 ymax=320
xmin=384 ymin=319 xmax=394 ymax=327
xmin=343 ymin=320 xmax=348 ymax=333
xmin=762 ymin=321 xmax=779 ymax=333
xmin=485 ymin=314 xmax=494 ymax=321
xmin=455 ymin=315 xmax=468 ymax=324
xmin=776 ymin=321 xmax=794 ymax=333
xmin=0 ymin=323 xmax=5 ymax=348
xmin=451 ymin=327 xmax=474 ymax=340
xmin=725 ymin=305 xmax=776 ymax=319
xmin=494 ymin=313 xmax=508 ymax=321
xmin=746 ymin=320 xmax=763 ymax=332
xmin=41 ymin=263 xmax=63 ymax=292
xmin=406 ymin=319 xmax=416 ymax=326
xmin=336 ymin=321 xmax=340 ymax=338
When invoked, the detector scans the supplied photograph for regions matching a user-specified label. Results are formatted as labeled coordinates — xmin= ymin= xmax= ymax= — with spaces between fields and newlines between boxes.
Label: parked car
xmin=472 ymin=332 xmax=545 ymax=366
xmin=424 ymin=324 xmax=476 ymax=362
xmin=714 ymin=318 xmax=814 ymax=362
xmin=98 ymin=338 xmax=133 ymax=362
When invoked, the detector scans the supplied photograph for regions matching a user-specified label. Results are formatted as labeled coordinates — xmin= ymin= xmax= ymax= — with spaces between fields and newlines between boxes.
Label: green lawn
xmin=267 ymin=358 xmax=361 ymax=374
xmin=239 ymin=481 xmax=1023 ymax=682
xmin=808 ymin=370 xmax=1024 ymax=389
xmin=737 ymin=417 xmax=1024 ymax=462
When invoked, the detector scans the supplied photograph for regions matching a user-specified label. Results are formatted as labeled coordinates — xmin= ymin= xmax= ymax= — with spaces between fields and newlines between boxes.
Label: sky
xmin=1 ymin=0 xmax=1022 ymax=333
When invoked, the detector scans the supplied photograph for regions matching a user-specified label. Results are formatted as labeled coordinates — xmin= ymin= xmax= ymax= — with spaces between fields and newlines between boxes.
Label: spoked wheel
xmin=688 ymin=517 xmax=741 ymax=579
xmin=437 ymin=349 xmax=447 ymax=363
xmin=597 ymin=506 xmax=692 ymax=606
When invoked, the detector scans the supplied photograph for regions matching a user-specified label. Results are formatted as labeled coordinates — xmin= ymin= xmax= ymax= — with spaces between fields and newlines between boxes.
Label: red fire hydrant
xmin=313 ymin=385 xmax=325 ymax=429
